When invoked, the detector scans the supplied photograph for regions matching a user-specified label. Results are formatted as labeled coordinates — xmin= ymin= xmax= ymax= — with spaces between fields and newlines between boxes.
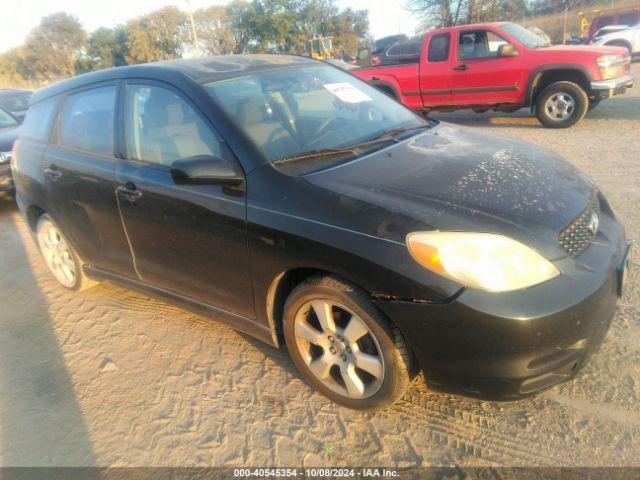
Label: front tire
xmin=535 ymin=81 xmax=588 ymax=128
xmin=283 ymin=275 xmax=414 ymax=411
xmin=36 ymin=214 xmax=95 ymax=291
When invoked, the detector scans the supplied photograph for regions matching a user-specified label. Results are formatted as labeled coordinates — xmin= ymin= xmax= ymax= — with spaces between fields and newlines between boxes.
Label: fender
xmin=525 ymin=64 xmax=594 ymax=110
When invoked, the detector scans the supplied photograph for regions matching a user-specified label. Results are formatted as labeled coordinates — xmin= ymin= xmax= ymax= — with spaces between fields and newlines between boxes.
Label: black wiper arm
xmin=272 ymin=147 xmax=357 ymax=166
xmin=356 ymin=124 xmax=431 ymax=146
xmin=273 ymin=124 xmax=431 ymax=166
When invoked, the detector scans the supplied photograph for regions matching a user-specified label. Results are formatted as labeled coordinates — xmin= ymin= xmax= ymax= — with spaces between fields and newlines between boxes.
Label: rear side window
xmin=597 ymin=16 xmax=614 ymax=28
xmin=124 ymin=84 xmax=224 ymax=166
xmin=59 ymin=86 xmax=116 ymax=155
xmin=0 ymin=92 xmax=31 ymax=112
xmin=19 ymin=97 xmax=58 ymax=142
xmin=618 ymin=13 xmax=638 ymax=26
xmin=387 ymin=42 xmax=422 ymax=56
xmin=427 ymin=33 xmax=450 ymax=62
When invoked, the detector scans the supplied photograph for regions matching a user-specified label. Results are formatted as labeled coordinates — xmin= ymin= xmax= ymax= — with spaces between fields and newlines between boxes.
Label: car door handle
xmin=453 ymin=64 xmax=469 ymax=71
xmin=43 ymin=166 xmax=62 ymax=181
xmin=116 ymin=183 xmax=143 ymax=202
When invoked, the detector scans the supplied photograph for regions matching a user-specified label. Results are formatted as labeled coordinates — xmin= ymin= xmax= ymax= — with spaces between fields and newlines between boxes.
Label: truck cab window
xmin=427 ymin=33 xmax=450 ymax=62
xmin=458 ymin=30 xmax=508 ymax=60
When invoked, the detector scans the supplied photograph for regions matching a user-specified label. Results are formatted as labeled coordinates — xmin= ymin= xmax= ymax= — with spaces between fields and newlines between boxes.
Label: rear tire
xmin=36 ymin=214 xmax=96 ymax=291
xmin=535 ymin=81 xmax=588 ymax=128
xmin=283 ymin=275 xmax=414 ymax=411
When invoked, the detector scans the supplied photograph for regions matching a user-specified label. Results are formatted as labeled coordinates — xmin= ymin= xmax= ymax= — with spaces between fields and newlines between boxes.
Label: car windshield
xmin=0 ymin=92 xmax=31 ymax=112
xmin=205 ymin=64 xmax=427 ymax=172
xmin=500 ymin=23 xmax=550 ymax=48
xmin=0 ymin=108 xmax=18 ymax=129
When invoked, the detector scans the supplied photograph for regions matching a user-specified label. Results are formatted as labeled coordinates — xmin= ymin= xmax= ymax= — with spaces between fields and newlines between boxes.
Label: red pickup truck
xmin=353 ymin=22 xmax=634 ymax=128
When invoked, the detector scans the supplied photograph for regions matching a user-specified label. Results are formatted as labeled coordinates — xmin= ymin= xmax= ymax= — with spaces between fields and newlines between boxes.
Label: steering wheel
xmin=315 ymin=116 xmax=347 ymax=139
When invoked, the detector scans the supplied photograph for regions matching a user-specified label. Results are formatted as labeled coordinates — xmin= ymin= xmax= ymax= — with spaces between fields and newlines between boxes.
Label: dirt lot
xmin=1 ymin=65 xmax=639 ymax=468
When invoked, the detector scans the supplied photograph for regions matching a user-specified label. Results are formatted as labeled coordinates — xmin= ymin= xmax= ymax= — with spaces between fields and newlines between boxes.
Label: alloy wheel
xmin=545 ymin=92 xmax=576 ymax=120
xmin=293 ymin=299 xmax=385 ymax=399
xmin=37 ymin=221 xmax=77 ymax=288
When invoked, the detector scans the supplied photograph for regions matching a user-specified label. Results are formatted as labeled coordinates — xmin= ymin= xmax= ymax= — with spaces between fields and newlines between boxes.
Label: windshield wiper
xmin=371 ymin=124 xmax=431 ymax=141
xmin=273 ymin=124 xmax=431 ymax=167
xmin=272 ymin=147 xmax=358 ymax=166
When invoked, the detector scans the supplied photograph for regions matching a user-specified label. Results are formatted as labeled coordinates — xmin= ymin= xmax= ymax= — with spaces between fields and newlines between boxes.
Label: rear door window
xmin=59 ymin=86 xmax=116 ymax=155
xmin=19 ymin=97 xmax=59 ymax=143
xmin=427 ymin=33 xmax=450 ymax=62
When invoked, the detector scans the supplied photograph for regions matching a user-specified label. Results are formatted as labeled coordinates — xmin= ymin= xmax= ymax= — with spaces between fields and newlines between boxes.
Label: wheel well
xmin=26 ymin=205 xmax=45 ymax=231
xmin=605 ymin=39 xmax=632 ymax=52
xmin=530 ymin=69 xmax=590 ymax=107
xmin=373 ymin=84 xmax=398 ymax=99
xmin=268 ymin=268 xmax=329 ymax=341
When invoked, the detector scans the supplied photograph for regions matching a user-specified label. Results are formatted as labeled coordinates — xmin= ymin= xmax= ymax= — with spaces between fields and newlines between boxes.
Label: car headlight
xmin=0 ymin=151 xmax=12 ymax=165
xmin=596 ymin=54 xmax=629 ymax=80
xmin=406 ymin=231 xmax=560 ymax=292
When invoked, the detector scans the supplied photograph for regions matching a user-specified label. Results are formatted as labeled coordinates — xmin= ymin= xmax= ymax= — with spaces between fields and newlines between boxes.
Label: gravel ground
xmin=0 ymin=64 xmax=639 ymax=468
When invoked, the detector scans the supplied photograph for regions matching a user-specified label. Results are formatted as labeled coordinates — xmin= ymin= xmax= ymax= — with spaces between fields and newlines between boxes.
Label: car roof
xmin=31 ymin=54 xmax=318 ymax=105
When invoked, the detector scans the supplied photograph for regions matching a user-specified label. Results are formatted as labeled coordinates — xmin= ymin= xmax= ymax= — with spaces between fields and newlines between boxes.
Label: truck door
xmin=419 ymin=32 xmax=453 ymax=107
xmin=450 ymin=28 xmax=524 ymax=106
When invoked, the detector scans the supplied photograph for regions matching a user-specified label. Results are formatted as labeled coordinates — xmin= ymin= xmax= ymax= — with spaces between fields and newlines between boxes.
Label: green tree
xmin=123 ymin=6 xmax=188 ymax=64
xmin=0 ymin=48 xmax=29 ymax=87
xmin=194 ymin=5 xmax=237 ymax=55
xmin=21 ymin=12 xmax=87 ymax=81
xmin=328 ymin=8 xmax=369 ymax=57
xmin=87 ymin=26 xmax=127 ymax=70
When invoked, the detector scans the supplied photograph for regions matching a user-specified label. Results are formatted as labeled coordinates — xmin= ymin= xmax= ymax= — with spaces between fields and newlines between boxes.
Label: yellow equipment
xmin=308 ymin=37 xmax=333 ymax=60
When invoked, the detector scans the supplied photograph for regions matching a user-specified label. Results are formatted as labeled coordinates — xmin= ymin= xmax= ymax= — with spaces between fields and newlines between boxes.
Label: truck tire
xmin=535 ymin=81 xmax=588 ymax=128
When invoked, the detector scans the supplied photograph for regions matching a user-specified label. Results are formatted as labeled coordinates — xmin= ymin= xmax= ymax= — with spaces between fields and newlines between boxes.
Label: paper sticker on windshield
xmin=323 ymin=83 xmax=372 ymax=103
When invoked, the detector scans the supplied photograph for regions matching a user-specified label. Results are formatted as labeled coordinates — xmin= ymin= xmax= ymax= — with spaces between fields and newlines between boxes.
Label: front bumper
xmin=590 ymin=74 xmax=634 ymax=96
xmin=376 ymin=208 xmax=628 ymax=400
xmin=0 ymin=164 xmax=14 ymax=192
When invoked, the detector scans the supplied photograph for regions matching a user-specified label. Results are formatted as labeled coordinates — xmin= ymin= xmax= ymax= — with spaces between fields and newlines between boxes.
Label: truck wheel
xmin=283 ymin=274 xmax=415 ymax=411
xmin=535 ymin=81 xmax=588 ymax=128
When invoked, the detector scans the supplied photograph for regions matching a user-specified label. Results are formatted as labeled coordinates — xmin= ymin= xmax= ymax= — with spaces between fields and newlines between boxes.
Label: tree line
xmin=0 ymin=0 xmax=368 ymax=88
xmin=409 ymin=0 xmax=623 ymax=30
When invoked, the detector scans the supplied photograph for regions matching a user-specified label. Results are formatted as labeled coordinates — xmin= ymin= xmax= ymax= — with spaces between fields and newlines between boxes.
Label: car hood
xmin=0 ymin=126 xmax=19 ymax=152
xmin=535 ymin=44 xmax=625 ymax=56
xmin=304 ymin=123 xmax=595 ymax=257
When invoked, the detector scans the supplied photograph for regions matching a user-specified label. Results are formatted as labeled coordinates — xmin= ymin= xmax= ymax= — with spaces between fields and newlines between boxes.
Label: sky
xmin=0 ymin=0 xmax=420 ymax=52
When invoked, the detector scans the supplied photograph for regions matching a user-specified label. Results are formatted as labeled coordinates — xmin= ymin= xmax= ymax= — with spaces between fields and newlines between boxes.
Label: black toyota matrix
xmin=12 ymin=55 xmax=630 ymax=410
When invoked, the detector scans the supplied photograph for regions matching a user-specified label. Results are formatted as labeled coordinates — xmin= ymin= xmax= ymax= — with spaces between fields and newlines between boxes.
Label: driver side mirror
xmin=171 ymin=155 xmax=243 ymax=187
xmin=498 ymin=44 xmax=519 ymax=57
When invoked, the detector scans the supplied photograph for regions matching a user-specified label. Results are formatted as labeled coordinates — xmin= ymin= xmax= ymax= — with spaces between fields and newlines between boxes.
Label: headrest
xmin=236 ymin=97 xmax=272 ymax=126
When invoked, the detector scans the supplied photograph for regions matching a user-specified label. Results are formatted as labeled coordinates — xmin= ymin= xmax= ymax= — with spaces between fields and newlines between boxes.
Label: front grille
xmin=559 ymin=194 xmax=600 ymax=256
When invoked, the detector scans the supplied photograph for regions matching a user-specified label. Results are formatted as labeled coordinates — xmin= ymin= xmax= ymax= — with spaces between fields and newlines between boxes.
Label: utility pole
xmin=185 ymin=0 xmax=201 ymax=58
